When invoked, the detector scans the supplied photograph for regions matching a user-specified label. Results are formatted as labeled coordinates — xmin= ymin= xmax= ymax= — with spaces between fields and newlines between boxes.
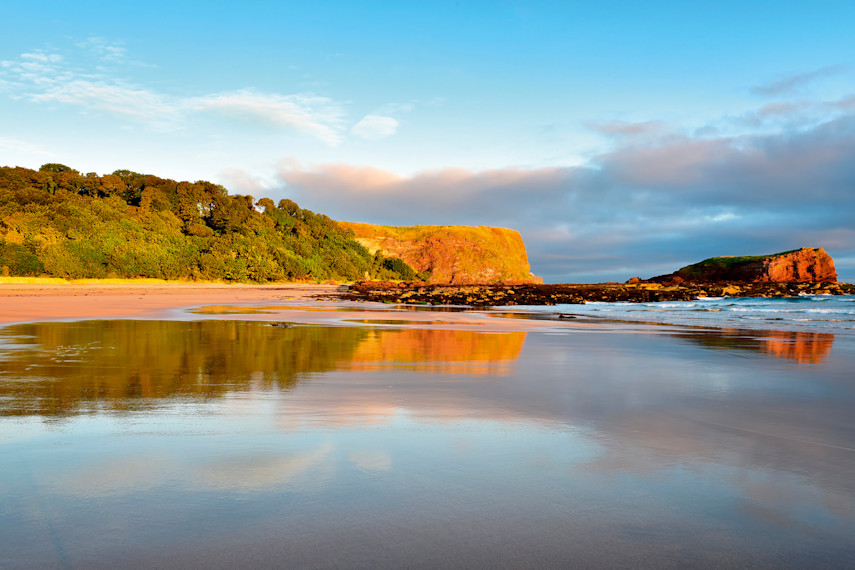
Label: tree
xmin=39 ymin=163 xmax=79 ymax=174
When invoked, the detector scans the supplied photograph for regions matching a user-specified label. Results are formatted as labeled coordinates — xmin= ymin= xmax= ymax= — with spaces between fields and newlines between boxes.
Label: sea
xmin=509 ymin=294 xmax=855 ymax=335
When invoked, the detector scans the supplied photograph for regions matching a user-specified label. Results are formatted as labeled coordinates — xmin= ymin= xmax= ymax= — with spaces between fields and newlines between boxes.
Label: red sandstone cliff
xmin=651 ymin=248 xmax=837 ymax=284
xmin=338 ymin=222 xmax=542 ymax=284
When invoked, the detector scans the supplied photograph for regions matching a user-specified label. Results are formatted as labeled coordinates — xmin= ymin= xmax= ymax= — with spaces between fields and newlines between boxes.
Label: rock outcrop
xmin=338 ymin=222 xmax=541 ymax=284
xmin=650 ymin=248 xmax=837 ymax=284
xmin=343 ymin=280 xmax=855 ymax=307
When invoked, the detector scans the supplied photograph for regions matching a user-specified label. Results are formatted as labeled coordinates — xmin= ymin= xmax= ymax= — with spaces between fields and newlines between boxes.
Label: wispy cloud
xmin=752 ymin=65 xmax=846 ymax=97
xmin=33 ymin=80 xmax=182 ymax=127
xmin=0 ymin=137 xmax=54 ymax=157
xmin=193 ymin=90 xmax=346 ymax=145
xmin=1 ymin=50 xmax=68 ymax=89
xmin=76 ymin=37 xmax=127 ymax=63
xmin=586 ymin=120 xmax=669 ymax=139
xmin=0 ymin=41 xmax=364 ymax=145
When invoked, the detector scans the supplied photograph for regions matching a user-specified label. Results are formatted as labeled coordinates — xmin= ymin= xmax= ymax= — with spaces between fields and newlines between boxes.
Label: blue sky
xmin=2 ymin=1 xmax=855 ymax=282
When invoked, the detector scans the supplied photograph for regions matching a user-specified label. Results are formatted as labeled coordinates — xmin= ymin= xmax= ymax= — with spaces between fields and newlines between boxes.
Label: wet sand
xmin=0 ymin=282 xmax=600 ymax=332
xmin=0 ymin=283 xmax=342 ymax=325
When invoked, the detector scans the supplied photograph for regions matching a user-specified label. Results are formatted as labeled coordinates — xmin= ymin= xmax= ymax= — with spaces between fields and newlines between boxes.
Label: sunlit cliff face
xmin=337 ymin=222 xmax=541 ymax=284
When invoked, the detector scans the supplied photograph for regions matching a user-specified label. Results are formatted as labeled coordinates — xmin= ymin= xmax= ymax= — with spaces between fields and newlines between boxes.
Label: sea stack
xmin=650 ymin=248 xmax=838 ymax=284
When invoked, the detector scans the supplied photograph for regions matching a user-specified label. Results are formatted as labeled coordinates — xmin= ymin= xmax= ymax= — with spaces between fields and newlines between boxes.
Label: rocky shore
xmin=342 ymin=280 xmax=855 ymax=306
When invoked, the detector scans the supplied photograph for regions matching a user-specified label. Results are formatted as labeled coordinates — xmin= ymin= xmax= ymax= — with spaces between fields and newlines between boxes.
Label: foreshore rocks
xmin=342 ymin=280 xmax=855 ymax=307
xmin=650 ymin=248 xmax=837 ymax=285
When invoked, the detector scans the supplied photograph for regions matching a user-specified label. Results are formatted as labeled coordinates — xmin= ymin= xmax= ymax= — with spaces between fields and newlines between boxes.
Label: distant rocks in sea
xmin=649 ymin=247 xmax=837 ymax=285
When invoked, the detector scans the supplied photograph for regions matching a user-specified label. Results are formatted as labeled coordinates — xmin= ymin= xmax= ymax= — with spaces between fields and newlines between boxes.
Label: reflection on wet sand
xmin=672 ymin=328 xmax=835 ymax=363
xmin=0 ymin=321 xmax=368 ymax=416
xmin=346 ymin=328 xmax=525 ymax=375
xmin=2 ymin=317 xmax=855 ymax=568
xmin=0 ymin=320 xmax=525 ymax=416
xmin=187 ymin=304 xmax=350 ymax=314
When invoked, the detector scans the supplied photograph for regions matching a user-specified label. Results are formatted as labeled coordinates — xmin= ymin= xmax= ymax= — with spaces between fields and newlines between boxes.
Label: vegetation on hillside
xmin=678 ymin=249 xmax=804 ymax=279
xmin=0 ymin=164 xmax=417 ymax=282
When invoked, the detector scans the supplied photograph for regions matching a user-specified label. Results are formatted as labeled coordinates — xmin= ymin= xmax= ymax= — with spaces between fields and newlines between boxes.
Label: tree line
xmin=0 ymin=163 xmax=423 ymax=282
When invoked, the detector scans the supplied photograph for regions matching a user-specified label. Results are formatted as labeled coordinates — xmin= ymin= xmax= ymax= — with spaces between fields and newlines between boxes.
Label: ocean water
xmin=512 ymin=294 xmax=855 ymax=335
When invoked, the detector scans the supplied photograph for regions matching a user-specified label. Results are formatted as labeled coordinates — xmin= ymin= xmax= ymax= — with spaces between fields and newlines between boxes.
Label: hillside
xmin=0 ymin=164 xmax=417 ymax=282
xmin=338 ymin=222 xmax=542 ymax=284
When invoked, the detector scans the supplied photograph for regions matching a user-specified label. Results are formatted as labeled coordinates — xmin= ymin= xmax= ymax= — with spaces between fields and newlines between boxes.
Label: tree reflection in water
xmin=0 ymin=320 xmax=525 ymax=417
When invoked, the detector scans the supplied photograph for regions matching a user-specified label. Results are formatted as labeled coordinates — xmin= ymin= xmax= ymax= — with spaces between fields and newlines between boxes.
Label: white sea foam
xmin=511 ymin=294 xmax=855 ymax=335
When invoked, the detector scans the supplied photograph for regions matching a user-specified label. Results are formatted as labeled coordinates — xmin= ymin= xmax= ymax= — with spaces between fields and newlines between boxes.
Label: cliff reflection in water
xmin=346 ymin=327 xmax=525 ymax=375
xmin=0 ymin=320 xmax=525 ymax=417
xmin=672 ymin=328 xmax=835 ymax=363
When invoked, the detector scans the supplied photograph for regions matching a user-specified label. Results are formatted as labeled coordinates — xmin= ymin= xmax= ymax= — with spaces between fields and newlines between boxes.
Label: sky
xmin=2 ymin=1 xmax=854 ymax=282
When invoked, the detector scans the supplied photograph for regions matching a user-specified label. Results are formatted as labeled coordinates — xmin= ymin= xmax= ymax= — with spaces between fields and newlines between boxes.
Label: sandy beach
xmin=0 ymin=282 xmax=345 ymax=325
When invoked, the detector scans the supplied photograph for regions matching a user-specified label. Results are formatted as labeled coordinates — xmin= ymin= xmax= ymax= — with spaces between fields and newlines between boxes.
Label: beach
xmin=2 ymin=283 xmax=854 ymax=568
xmin=0 ymin=282 xmax=345 ymax=326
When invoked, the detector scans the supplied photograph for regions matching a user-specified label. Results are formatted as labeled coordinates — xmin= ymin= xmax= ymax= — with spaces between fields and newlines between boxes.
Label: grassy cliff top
xmin=338 ymin=222 xmax=522 ymax=241
xmin=692 ymin=248 xmax=807 ymax=267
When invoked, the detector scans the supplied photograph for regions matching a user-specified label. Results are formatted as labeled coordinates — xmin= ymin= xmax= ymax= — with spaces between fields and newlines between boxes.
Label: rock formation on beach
xmin=649 ymin=248 xmax=838 ymax=284
xmin=338 ymin=222 xmax=542 ymax=284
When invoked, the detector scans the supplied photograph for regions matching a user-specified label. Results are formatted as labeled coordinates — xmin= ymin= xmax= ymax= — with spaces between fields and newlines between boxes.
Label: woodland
xmin=0 ymin=163 xmax=421 ymax=282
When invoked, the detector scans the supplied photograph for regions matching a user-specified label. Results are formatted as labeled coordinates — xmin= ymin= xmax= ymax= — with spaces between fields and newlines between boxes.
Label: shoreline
xmin=3 ymin=281 xmax=851 ymax=336
xmin=0 ymin=282 xmax=592 ymax=332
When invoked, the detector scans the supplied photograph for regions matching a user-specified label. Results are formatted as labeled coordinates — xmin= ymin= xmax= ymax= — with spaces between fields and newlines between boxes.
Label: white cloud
xmin=33 ymin=80 xmax=182 ymax=128
xmin=351 ymin=114 xmax=400 ymax=140
xmin=0 ymin=44 xmax=350 ymax=145
xmin=0 ymin=137 xmax=54 ymax=158
xmin=77 ymin=37 xmax=127 ymax=63
xmin=193 ymin=90 xmax=346 ymax=145
xmin=217 ymin=167 xmax=273 ymax=196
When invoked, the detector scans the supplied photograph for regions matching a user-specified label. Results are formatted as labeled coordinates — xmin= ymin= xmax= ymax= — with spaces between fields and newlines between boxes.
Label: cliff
xmin=338 ymin=222 xmax=542 ymax=284
xmin=650 ymin=248 xmax=838 ymax=284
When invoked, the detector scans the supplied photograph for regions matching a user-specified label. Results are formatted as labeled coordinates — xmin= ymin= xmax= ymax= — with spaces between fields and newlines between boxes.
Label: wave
xmin=517 ymin=294 xmax=855 ymax=335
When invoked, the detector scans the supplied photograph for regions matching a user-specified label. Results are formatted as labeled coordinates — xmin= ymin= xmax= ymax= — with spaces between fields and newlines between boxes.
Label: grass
xmin=693 ymin=248 xmax=805 ymax=268
xmin=677 ymin=248 xmax=810 ymax=279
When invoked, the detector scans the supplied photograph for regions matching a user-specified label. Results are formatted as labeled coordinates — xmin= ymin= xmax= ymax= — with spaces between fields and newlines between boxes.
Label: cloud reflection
xmin=49 ymin=443 xmax=335 ymax=497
